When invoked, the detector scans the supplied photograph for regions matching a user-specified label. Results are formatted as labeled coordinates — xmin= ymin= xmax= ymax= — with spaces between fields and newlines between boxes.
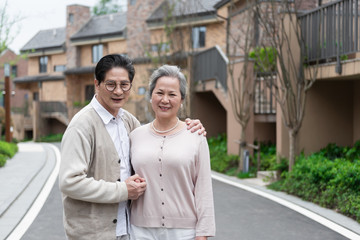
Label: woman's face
xmin=151 ymin=76 xmax=183 ymax=120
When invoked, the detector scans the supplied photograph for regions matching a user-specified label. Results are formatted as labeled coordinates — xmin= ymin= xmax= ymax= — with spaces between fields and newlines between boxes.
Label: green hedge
xmin=269 ymin=142 xmax=360 ymax=223
xmin=0 ymin=141 xmax=18 ymax=167
xmin=35 ymin=133 xmax=63 ymax=143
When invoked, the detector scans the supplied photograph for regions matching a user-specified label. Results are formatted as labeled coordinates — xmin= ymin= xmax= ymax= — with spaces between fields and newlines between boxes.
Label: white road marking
xmin=7 ymin=144 xmax=61 ymax=240
xmin=212 ymin=173 xmax=360 ymax=240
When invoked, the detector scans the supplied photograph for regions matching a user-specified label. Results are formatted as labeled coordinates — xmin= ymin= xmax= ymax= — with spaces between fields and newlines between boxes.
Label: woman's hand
xmin=185 ymin=118 xmax=207 ymax=136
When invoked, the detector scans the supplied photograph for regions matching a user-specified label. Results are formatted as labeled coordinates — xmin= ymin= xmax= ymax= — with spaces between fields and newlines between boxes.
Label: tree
xmin=92 ymin=0 xmax=124 ymax=16
xmin=254 ymin=0 xmax=319 ymax=171
xmin=226 ymin=0 xmax=257 ymax=172
xmin=0 ymin=0 xmax=22 ymax=54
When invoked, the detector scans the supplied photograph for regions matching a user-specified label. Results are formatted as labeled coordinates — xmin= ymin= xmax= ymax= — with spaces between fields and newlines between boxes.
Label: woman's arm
xmin=194 ymin=137 xmax=216 ymax=237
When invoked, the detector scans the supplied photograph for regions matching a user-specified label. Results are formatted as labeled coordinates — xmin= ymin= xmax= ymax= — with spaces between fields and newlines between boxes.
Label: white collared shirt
xmin=90 ymin=95 xmax=131 ymax=237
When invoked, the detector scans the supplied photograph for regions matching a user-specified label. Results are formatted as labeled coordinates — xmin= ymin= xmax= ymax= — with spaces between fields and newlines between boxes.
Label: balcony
xmin=193 ymin=45 xmax=228 ymax=91
xmin=39 ymin=101 xmax=69 ymax=126
xmin=298 ymin=0 xmax=360 ymax=74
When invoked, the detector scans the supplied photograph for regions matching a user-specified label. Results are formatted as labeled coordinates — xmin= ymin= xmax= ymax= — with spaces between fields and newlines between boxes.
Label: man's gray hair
xmin=149 ymin=65 xmax=187 ymax=100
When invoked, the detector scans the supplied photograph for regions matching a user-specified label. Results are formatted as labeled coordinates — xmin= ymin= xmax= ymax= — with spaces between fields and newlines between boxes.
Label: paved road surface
xmin=21 ymin=143 xmax=348 ymax=240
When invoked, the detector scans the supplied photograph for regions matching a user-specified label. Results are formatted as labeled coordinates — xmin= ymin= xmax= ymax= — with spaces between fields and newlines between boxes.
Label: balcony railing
xmin=39 ymin=101 xmax=69 ymax=125
xmin=39 ymin=101 xmax=68 ymax=116
xmin=193 ymin=46 xmax=228 ymax=91
xmin=254 ymin=72 xmax=276 ymax=115
xmin=298 ymin=0 xmax=359 ymax=70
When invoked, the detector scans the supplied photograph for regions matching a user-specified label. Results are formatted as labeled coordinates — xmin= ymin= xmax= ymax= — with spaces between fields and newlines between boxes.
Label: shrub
xmin=0 ymin=141 xmax=18 ymax=158
xmin=208 ymin=134 xmax=238 ymax=174
xmin=0 ymin=141 xmax=18 ymax=167
xmin=0 ymin=154 xmax=7 ymax=167
xmin=269 ymin=152 xmax=360 ymax=223
xmin=36 ymin=133 xmax=63 ymax=142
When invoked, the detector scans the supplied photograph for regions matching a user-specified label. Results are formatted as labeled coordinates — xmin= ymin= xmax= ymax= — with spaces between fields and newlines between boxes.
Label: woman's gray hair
xmin=149 ymin=65 xmax=187 ymax=100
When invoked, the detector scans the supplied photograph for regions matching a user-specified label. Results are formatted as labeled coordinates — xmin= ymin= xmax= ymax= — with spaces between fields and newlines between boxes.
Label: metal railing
xmin=254 ymin=72 xmax=276 ymax=115
xmin=193 ymin=46 xmax=228 ymax=91
xmin=298 ymin=0 xmax=359 ymax=67
xmin=39 ymin=101 xmax=68 ymax=117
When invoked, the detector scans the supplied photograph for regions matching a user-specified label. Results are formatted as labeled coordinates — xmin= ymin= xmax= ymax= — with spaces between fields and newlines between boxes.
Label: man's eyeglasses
xmin=104 ymin=81 xmax=132 ymax=92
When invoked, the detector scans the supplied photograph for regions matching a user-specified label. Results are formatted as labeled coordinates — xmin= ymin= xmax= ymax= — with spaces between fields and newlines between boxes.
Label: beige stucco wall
xmin=40 ymin=81 xmax=67 ymax=101
xmin=354 ymin=80 xmax=360 ymax=142
xmin=299 ymin=80 xmax=354 ymax=154
xmin=50 ymin=53 xmax=67 ymax=73
xmin=108 ymin=40 xmax=127 ymax=54
xmin=28 ymin=58 xmax=39 ymax=75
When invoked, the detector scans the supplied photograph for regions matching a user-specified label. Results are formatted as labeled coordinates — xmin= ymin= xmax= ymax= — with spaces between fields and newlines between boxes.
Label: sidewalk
xmin=0 ymin=142 xmax=359 ymax=240
xmin=0 ymin=142 xmax=57 ymax=240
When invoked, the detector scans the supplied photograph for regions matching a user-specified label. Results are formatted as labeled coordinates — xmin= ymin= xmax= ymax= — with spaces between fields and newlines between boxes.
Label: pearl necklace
xmin=151 ymin=117 xmax=179 ymax=134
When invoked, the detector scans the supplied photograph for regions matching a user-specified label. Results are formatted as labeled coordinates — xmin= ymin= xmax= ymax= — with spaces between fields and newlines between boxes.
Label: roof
xmin=147 ymin=0 xmax=221 ymax=23
xmin=21 ymin=27 xmax=66 ymax=52
xmin=213 ymin=0 xmax=230 ymax=9
xmin=64 ymin=66 xmax=95 ymax=75
xmin=13 ymin=74 xmax=65 ymax=83
xmin=71 ymin=12 xmax=127 ymax=41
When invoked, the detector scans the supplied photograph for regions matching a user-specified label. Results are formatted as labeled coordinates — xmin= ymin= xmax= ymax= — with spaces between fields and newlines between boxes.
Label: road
xmin=21 ymin=143 xmax=348 ymax=240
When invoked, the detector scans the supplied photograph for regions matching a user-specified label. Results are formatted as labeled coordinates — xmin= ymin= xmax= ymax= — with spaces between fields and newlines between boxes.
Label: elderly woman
xmin=129 ymin=65 xmax=215 ymax=240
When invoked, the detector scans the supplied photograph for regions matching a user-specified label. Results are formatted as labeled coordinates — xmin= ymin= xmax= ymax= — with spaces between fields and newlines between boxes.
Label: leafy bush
xmin=0 ymin=141 xmax=18 ymax=167
xmin=269 ymin=149 xmax=360 ymax=223
xmin=249 ymin=46 xmax=277 ymax=72
xmin=0 ymin=154 xmax=7 ymax=167
xmin=0 ymin=141 xmax=18 ymax=158
xmin=208 ymin=134 xmax=238 ymax=174
xmin=36 ymin=133 xmax=63 ymax=142
xmin=253 ymin=142 xmax=277 ymax=170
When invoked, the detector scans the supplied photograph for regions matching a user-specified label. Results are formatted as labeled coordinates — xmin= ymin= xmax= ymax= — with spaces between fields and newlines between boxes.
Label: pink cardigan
xmin=130 ymin=124 xmax=215 ymax=237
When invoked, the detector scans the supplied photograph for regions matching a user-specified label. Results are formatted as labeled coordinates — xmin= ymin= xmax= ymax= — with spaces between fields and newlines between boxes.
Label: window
xmin=85 ymin=85 xmax=95 ymax=101
xmin=69 ymin=13 xmax=74 ymax=24
xmin=33 ymin=92 xmax=39 ymax=101
xmin=138 ymin=87 xmax=146 ymax=95
xmin=92 ymin=44 xmax=103 ymax=63
xmin=192 ymin=26 xmax=206 ymax=49
xmin=150 ymin=43 xmax=169 ymax=52
xmin=39 ymin=56 xmax=48 ymax=73
xmin=11 ymin=65 xmax=17 ymax=77
xmin=54 ymin=65 xmax=66 ymax=72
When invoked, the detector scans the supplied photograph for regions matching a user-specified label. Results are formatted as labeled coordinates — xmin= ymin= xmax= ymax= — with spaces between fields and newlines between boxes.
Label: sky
xmin=5 ymin=0 xmax=127 ymax=54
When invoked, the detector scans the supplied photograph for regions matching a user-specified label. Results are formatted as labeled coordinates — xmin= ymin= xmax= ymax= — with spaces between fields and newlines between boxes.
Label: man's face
xmin=95 ymin=67 xmax=131 ymax=116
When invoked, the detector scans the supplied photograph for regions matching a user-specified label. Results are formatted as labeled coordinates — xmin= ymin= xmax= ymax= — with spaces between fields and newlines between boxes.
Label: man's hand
xmin=195 ymin=237 xmax=207 ymax=240
xmin=125 ymin=174 xmax=146 ymax=200
xmin=185 ymin=118 xmax=207 ymax=136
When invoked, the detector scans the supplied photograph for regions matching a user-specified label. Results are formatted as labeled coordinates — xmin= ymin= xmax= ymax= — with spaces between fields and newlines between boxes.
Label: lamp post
xmin=4 ymin=63 xmax=12 ymax=142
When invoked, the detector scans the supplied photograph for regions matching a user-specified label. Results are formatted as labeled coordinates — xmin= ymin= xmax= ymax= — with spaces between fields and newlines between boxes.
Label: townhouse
xmin=13 ymin=0 xmax=360 ymax=164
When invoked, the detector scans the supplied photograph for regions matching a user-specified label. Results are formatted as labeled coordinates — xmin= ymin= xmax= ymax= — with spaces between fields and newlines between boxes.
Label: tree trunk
xmin=237 ymin=126 xmax=246 ymax=173
xmin=288 ymin=129 xmax=296 ymax=171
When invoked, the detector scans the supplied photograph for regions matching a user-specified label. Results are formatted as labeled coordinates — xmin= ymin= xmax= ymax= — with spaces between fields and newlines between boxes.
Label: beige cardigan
xmin=59 ymin=104 xmax=140 ymax=240
xmin=130 ymin=124 xmax=216 ymax=237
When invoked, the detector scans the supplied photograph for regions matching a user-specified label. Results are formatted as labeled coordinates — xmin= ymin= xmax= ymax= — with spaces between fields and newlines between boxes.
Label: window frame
xmin=92 ymin=44 xmax=103 ymax=63
xmin=192 ymin=26 xmax=206 ymax=49
xmin=39 ymin=56 xmax=48 ymax=73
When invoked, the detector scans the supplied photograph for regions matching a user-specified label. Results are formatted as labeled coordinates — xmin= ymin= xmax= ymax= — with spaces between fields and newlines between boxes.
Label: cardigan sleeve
xmin=194 ymin=137 xmax=216 ymax=237
xmin=59 ymin=125 xmax=128 ymax=204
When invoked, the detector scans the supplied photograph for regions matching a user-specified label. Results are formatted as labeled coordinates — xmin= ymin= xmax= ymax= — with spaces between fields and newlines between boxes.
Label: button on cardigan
xmin=130 ymin=124 xmax=216 ymax=237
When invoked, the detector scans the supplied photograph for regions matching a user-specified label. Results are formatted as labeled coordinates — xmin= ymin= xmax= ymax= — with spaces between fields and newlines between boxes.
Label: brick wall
xmin=126 ymin=0 xmax=163 ymax=59
xmin=66 ymin=5 xmax=91 ymax=68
